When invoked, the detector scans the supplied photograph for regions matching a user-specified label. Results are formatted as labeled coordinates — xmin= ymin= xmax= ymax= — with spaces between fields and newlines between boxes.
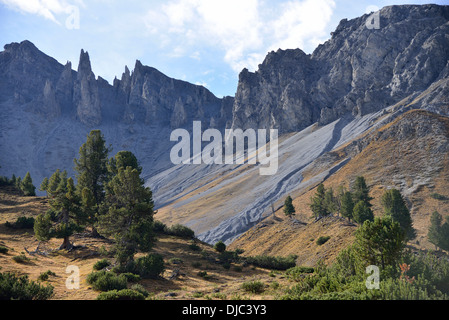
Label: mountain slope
xmin=229 ymin=110 xmax=449 ymax=260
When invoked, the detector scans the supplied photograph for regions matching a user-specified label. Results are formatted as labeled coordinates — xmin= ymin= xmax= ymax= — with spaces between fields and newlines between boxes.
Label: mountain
xmin=0 ymin=40 xmax=233 ymax=186
xmin=1 ymin=4 xmax=448 ymax=249
xmin=230 ymin=4 xmax=449 ymax=133
xmin=148 ymin=4 xmax=449 ymax=245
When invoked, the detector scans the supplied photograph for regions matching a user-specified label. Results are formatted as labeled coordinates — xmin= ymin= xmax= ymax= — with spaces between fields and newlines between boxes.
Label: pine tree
xmin=324 ymin=188 xmax=337 ymax=215
xmin=340 ymin=191 xmax=354 ymax=222
xmin=98 ymin=167 xmax=155 ymax=267
xmin=310 ymin=184 xmax=329 ymax=218
xmin=353 ymin=176 xmax=373 ymax=207
xmin=439 ymin=217 xmax=449 ymax=251
xmin=352 ymin=200 xmax=374 ymax=224
xmin=37 ymin=178 xmax=86 ymax=250
xmin=381 ymin=188 xmax=416 ymax=240
xmin=108 ymin=151 xmax=142 ymax=176
xmin=283 ymin=195 xmax=296 ymax=218
xmin=74 ymin=130 xmax=111 ymax=236
xmin=47 ymin=169 xmax=61 ymax=197
xmin=428 ymin=211 xmax=442 ymax=250
xmin=21 ymin=172 xmax=36 ymax=196
xmin=354 ymin=216 xmax=405 ymax=269
xmin=39 ymin=177 xmax=49 ymax=196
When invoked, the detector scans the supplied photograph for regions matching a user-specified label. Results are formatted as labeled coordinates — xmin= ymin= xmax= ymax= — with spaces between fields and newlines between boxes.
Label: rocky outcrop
xmin=231 ymin=4 xmax=449 ymax=133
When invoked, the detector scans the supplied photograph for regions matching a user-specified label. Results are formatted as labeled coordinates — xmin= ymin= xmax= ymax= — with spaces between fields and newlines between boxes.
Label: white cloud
xmin=0 ymin=0 xmax=84 ymax=24
xmin=144 ymin=0 xmax=335 ymax=72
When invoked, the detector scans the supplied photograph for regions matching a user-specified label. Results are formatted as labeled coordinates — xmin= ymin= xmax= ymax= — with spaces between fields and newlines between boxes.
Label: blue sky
xmin=0 ymin=0 xmax=447 ymax=98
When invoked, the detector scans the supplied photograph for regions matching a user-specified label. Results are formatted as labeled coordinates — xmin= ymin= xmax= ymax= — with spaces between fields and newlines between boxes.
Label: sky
xmin=0 ymin=0 xmax=448 ymax=98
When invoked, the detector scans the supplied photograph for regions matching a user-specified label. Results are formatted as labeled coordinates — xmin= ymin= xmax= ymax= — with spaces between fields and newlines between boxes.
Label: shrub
xmin=38 ymin=270 xmax=56 ymax=281
xmin=0 ymin=246 xmax=8 ymax=254
xmin=93 ymin=259 xmax=111 ymax=271
xmin=214 ymin=241 xmax=226 ymax=253
xmin=153 ymin=220 xmax=167 ymax=233
xmin=245 ymin=255 xmax=297 ymax=270
xmin=12 ymin=254 xmax=30 ymax=264
xmin=430 ymin=193 xmax=448 ymax=201
xmin=86 ymin=271 xmax=128 ymax=292
xmin=122 ymin=273 xmax=141 ymax=283
xmin=241 ymin=280 xmax=265 ymax=294
xmin=0 ymin=272 xmax=54 ymax=300
xmin=166 ymin=224 xmax=195 ymax=239
xmin=96 ymin=289 xmax=145 ymax=300
xmin=130 ymin=284 xmax=149 ymax=297
xmin=133 ymin=253 xmax=165 ymax=279
xmin=5 ymin=216 xmax=35 ymax=229
xmin=316 ymin=236 xmax=330 ymax=245
xmin=189 ymin=243 xmax=201 ymax=251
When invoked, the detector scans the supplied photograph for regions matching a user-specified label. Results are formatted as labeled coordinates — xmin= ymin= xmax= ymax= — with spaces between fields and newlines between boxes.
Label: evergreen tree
xmin=108 ymin=151 xmax=142 ymax=176
xmin=21 ymin=172 xmax=36 ymax=196
xmin=354 ymin=216 xmax=405 ymax=269
xmin=283 ymin=195 xmax=296 ymax=218
xmin=39 ymin=177 xmax=49 ymax=196
xmin=35 ymin=178 xmax=86 ymax=250
xmin=439 ymin=217 xmax=449 ymax=251
xmin=381 ymin=188 xmax=416 ymax=240
xmin=353 ymin=176 xmax=373 ymax=207
xmin=340 ymin=191 xmax=354 ymax=222
xmin=428 ymin=211 xmax=443 ymax=250
xmin=98 ymin=167 xmax=155 ymax=267
xmin=47 ymin=169 xmax=61 ymax=197
xmin=324 ymin=188 xmax=337 ymax=215
xmin=74 ymin=130 xmax=111 ymax=236
xmin=352 ymin=200 xmax=374 ymax=224
xmin=310 ymin=184 xmax=329 ymax=218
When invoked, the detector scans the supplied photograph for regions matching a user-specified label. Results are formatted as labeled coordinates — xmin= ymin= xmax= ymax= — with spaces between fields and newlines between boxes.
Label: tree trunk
xmin=59 ymin=236 xmax=72 ymax=250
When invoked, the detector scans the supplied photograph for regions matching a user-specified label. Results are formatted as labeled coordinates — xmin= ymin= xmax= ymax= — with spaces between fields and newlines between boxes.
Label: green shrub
xmin=38 ymin=270 xmax=56 ymax=281
xmin=316 ymin=236 xmax=330 ymax=245
xmin=166 ymin=224 xmax=195 ymax=239
xmin=0 ymin=246 xmax=8 ymax=254
xmin=93 ymin=259 xmax=111 ymax=271
xmin=0 ymin=272 xmax=54 ymax=300
xmin=12 ymin=254 xmax=30 ymax=264
xmin=5 ymin=216 xmax=35 ymax=229
xmin=130 ymin=284 xmax=149 ymax=297
xmin=245 ymin=255 xmax=297 ymax=270
xmin=86 ymin=271 xmax=128 ymax=292
xmin=214 ymin=241 xmax=226 ymax=253
xmin=430 ymin=193 xmax=448 ymax=201
xmin=153 ymin=220 xmax=167 ymax=233
xmin=96 ymin=289 xmax=145 ymax=300
xmin=189 ymin=243 xmax=201 ymax=251
xmin=286 ymin=266 xmax=315 ymax=277
xmin=241 ymin=280 xmax=265 ymax=294
xmin=133 ymin=253 xmax=165 ymax=279
xmin=121 ymin=273 xmax=141 ymax=283
xmin=168 ymin=257 xmax=183 ymax=265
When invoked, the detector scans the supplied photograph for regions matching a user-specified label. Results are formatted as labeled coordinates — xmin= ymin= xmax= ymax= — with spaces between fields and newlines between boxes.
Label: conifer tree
xmin=47 ymin=169 xmax=61 ymax=197
xmin=283 ymin=195 xmax=296 ymax=218
xmin=381 ymin=188 xmax=416 ymax=240
xmin=428 ymin=211 xmax=442 ymax=250
xmin=353 ymin=200 xmax=374 ymax=224
xmin=340 ymin=191 xmax=354 ymax=222
xmin=310 ymin=184 xmax=329 ymax=218
xmin=39 ymin=177 xmax=49 ymax=196
xmin=324 ymin=188 xmax=337 ymax=215
xmin=74 ymin=130 xmax=111 ymax=236
xmin=98 ymin=167 xmax=155 ymax=267
xmin=353 ymin=176 xmax=373 ymax=207
xmin=354 ymin=216 xmax=405 ymax=269
xmin=21 ymin=172 xmax=36 ymax=196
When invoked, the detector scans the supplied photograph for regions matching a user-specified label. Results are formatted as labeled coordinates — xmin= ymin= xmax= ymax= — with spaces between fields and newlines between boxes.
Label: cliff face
xmin=231 ymin=4 xmax=449 ymax=133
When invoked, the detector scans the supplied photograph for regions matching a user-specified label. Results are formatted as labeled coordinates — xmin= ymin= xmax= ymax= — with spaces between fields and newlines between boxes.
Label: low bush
xmin=316 ymin=236 xmax=330 ymax=245
xmin=38 ymin=270 xmax=56 ymax=281
xmin=93 ymin=259 xmax=111 ymax=271
xmin=214 ymin=241 xmax=226 ymax=253
xmin=166 ymin=224 xmax=195 ymax=239
xmin=245 ymin=254 xmax=297 ymax=270
xmin=5 ymin=216 xmax=35 ymax=229
xmin=241 ymin=280 xmax=265 ymax=294
xmin=0 ymin=246 xmax=8 ymax=254
xmin=86 ymin=271 xmax=128 ymax=292
xmin=133 ymin=253 xmax=165 ymax=279
xmin=0 ymin=272 xmax=54 ymax=300
xmin=96 ymin=289 xmax=145 ymax=300
xmin=12 ymin=254 xmax=30 ymax=264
